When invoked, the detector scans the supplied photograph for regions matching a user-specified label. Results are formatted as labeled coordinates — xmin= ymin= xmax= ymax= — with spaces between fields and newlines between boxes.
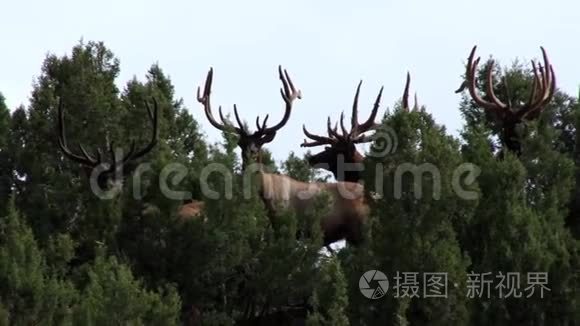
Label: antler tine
xmin=197 ymin=68 xmax=233 ymax=133
xmin=545 ymin=64 xmax=557 ymax=104
xmin=539 ymin=64 xmax=550 ymax=100
xmin=216 ymin=104 xmax=246 ymax=135
xmin=456 ymin=46 xmax=504 ymax=112
xmin=402 ymin=72 xmax=411 ymax=110
xmin=537 ymin=64 xmax=547 ymax=91
xmin=232 ymin=104 xmax=247 ymax=133
xmin=301 ymin=124 xmax=337 ymax=147
xmin=455 ymin=46 xmax=475 ymax=94
xmin=526 ymin=60 xmax=540 ymax=107
xmin=256 ymin=115 xmax=270 ymax=133
xmin=455 ymin=46 xmax=478 ymax=94
xmin=538 ymin=46 xmax=556 ymax=106
xmin=356 ymin=85 xmax=383 ymax=132
xmin=353 ymin=133 xmax=375 ymax=144
xmin=78 ymin=144 xmax=98 ymax=163
xmin=120 ymin=140 xmax=137 ymax=165
xmin=413 ymin=93 xmax=419 ymax=111
xmin=124 ymin=97 xmax=159 ymax=163
xmin=485 ymin=60 xmax=508 ymax=110
xmin=217 ymin=106 xmax=230 ymax=128
xmin=339 ymin=111 xmax=349 ymax=136
xmin=301 ymin=139 xmax=328 ymax=148
xmin=350 ymin=80 xmax=362 ymax=135
xmin=260 ymin=65 xmax=302 ymax=135
xmin=402 ymin=72 xmax=420 ymax=111
xmin=326 ymin=117 xmax=343 ymax=140
xmin=57 ymin=97 xmax=99 ymax=166
xmin=96 ymin=148 xmax=103 ymax=163
xmin=107 ymin=141 xmax=116 ymax=170
xmin=279 ymin=66 xmax=292 ymax=101
xmin=521 ymin=47 xmax=556 ymax=119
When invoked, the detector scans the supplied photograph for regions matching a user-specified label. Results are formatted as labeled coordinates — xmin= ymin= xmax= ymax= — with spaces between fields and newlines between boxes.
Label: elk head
xmin=57 ymin=97 xmax=158 ymax=192
xmin=455 ymin=45 xmax=556 ymax=155
xmin=197 ymin=66 xmax=301 ymax=167
xmin=301 ymin=80 xmax=383 ymax=183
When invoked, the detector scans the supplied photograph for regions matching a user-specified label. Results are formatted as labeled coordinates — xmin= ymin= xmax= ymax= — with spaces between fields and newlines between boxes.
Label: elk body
xmin=259 ymin=172 xmax=369 ymax=244
xmin=196 ymin=66 xmax=370 ymax=247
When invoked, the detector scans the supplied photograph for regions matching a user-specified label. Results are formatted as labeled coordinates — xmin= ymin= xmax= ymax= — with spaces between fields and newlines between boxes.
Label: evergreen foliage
xmin=0 ymin=40 xmax=578 ymax=325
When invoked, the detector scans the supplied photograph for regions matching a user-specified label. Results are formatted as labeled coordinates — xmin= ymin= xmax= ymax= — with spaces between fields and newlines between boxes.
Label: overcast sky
xmin=1 ymin=0 xmax=579 ymax=164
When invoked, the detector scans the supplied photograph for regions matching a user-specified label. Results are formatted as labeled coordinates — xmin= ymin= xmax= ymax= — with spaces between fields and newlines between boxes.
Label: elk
xmin=196 ymin=66 xmax=370 ymax=247
xmin=455 ymin=45 xmax=556 ymax=155
xmin=58 ymin=97 xmax=159 ymax=193
xmin=301 ymin=73 xmax=418 ymax=183
xmin=58 ymin=97 xmax=204 ymax=219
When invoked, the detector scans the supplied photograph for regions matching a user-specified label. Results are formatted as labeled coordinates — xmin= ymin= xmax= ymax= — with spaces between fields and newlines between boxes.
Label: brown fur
xmin=195 ymin=66 xmax=371 ymax=246
xmin=259 ymin=172 xmax=369 ymax=246
xmin=177 ymin=200 xmax=206 ymax=221
xmin=172 ymin=172 xmax=369 ymax=245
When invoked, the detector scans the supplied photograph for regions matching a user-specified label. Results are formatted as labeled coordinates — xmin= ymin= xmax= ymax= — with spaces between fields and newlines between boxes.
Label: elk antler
xmin=197 ymin=68 xmax=249 ymax=135
xmin=302 ymin=81 xmax=383 ymax=147
xmin=402 ymin=72 xmax=419 ymax=111
xmin=58 ymin=97 xmax=158 ymax=174
xmin=455 ymin=45 xmax=556 ymax=120
xmin=197 ymin=66 xmax=301 ymax=141
xmin=257 ymin=65 xmax=302 ymax=135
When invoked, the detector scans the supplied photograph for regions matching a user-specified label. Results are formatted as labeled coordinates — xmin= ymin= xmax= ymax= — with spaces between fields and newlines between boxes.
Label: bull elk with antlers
xmin=301 ymin=80 xmax=383 ymax=183
xmin=58 ymin=97 xmax=205 ymax=220
xmin=301 ymin=72 xmax=418 ymax=183
xmin=57 ymin=98 xmax=159 ymax=193
xmin=197 ymin=66 xmax=370 ymax=247
xmin=455 ymin=45 xmax=556 ymax=155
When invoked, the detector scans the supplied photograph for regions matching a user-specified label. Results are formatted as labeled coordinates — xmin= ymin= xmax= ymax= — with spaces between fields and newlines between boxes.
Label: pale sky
xmin=1 ymin=0 xmax=579 ymax=164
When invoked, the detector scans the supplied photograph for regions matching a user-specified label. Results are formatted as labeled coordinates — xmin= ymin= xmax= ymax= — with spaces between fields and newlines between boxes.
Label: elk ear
xmin=260 ymin=131 xmax=276 ymax=145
